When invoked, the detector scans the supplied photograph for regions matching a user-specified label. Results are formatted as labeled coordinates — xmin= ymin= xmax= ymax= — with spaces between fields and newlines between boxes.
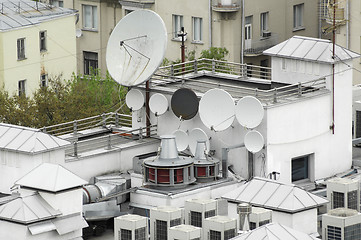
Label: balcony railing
xmin=212 ymin=0 xmax=240 ymax=12
xmin=244 ymin=33 xmax=279 ymax=56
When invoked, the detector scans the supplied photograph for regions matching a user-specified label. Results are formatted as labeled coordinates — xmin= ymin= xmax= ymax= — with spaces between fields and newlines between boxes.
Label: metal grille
xmin=190 ymin=211 xmax=202 ymax=227
xmin=135 ymin=227 xmax=146 ymax=240
xmin=156 ymin=220 xmax=167 ymax=240
xmin=120 ymin=229 xmax=132 ymax=240
xmin=345 ymin=223 xmax=361 ymax=240
xmin=210 ymin=230 xmax=221 ymax=240
xmin=327 ymin=225 xmax=341 ymax=240
xmin=170 ymin=218 xmax=181 ymax=227
xmin=250 ymin=222 xmax=257 ymax=230
xmin=205 ymin=210 xmax=216 ymax=219
xmin=333 ymin=191 xmax=344 ymax=209
xmin=224 ymin=229 xmax=236 ymax=240
xmin=356 ymin=111 xmax=361 ymax=138
xmin=348 ymin=191 xmax=358 ymax=210
xmin=259 ymin=220 xmax=270 ymax=227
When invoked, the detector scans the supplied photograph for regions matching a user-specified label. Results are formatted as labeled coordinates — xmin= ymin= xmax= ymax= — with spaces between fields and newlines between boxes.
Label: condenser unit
xmin=150 ymin=206 xmax=183 ymax=240
xmin=326 ymin=178 xmax=360 ymax=212
xmin=185 ymin=198 xmax=217 ymax=228
xmin=114 ymin=214 xmax=148 ymax=240
xmin=249 ymin=207 xmax=272 ymax=230
xmin=203 ymin=216 xmax=237 ymax=240
xmin=169 ymin=224 xmax=201 ymax=240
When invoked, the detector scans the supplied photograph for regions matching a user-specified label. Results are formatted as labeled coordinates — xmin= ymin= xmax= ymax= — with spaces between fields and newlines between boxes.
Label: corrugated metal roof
xmin=0 ymin=192 xmax=60 ymax=224
xmin=15 ymin=163 xmax=88 ymax=192
xmin=0 ymin=0 xmax=76 ymax=31
xmin=0 ymin=123 xmax=70 ymax=154
xmin=263 ymin=36 xmax=360 ymax=63
xmin=222 ymin=177 xmax=328 ymax=213
xmin=233 ymin=222 xmax=318 ymax=240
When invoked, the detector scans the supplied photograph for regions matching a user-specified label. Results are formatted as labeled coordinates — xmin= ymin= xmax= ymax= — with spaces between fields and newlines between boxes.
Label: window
xmin=205 ymin=210 xmax=216 ymax=219
xmin=156 ymin=220 xmax=167 ymax=240
xmin=39 ymin=31 xmax=47 ymax=52
xmin=333 ymin=191 xmax=344 ymax=209
xmin=348 ymin=191 xmax=358 ymax=210
xmin=293 ymin=4 xmax=304 ymax=30
xmin=120 ymin=229 xmax=132 ymax=240
xmin=190 ymin=211 xmax=202 ymax=227
xmin=17 ymin=38 xmax=25 ymax=60
xmin=245 ymin=16 xmax=252 ymax=49
xmin=135 ymin=227 xmax=146 ymax=240
xmin=210 ymin=230 xmax=221 ymax=240
xmin=83 ymin=51 xmax=98 ymax=75
xmin=40 ymin=74 xmax=48 ymax=87
xmin=345 ymin=223 xmax=361 ymax=239
xmin=224 ymin=229 xmax=235 ymax=240
xmin=172 ymin=15 xmax=183 ymax=39
xmin=83 ymin=5 xmax=97 ymax=30
xmin=327 ymin=225 xmax=341 ymax=240
xmin=192 ymin=17 xmax=202 ymax=42
xmin=18 ymin=80 xmax=26 ymax=97
xmin=260 ymin=12 xmax=269 ymax=36
xmin=291 ymin=155 xmax=309 ymax=182
xmin=50 ymin=0 xmax=63 ymax=7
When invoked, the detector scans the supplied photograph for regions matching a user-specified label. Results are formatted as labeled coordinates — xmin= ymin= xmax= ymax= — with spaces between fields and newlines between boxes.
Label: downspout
xmin=241 ymin=0 xmax=245 ymax=64
xmin=346 ymin=0 xmax=349 ymax=49
xmin=318 ymin=0 xmax=322 ymax=38
xmin=209 ymin=0 xmax=212 ymax=47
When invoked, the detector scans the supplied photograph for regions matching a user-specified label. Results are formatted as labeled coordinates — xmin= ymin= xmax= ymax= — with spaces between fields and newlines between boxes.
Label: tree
xmin=200 ymin=47 xmax=229 ymax=60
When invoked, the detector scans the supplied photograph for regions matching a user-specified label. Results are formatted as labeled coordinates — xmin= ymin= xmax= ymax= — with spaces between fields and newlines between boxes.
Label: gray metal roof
xmin=0 ymin=0 xmax=76 ymax=31
xmin=0 ymin=192 xmax=61 ymax=224
xmin=15 ymin=163 xmax=87 ymax=192
xmin=263 ymin=35 xmax=360 ymax=64
xmin=222 ymin=177 xmax=328 ymax=213
xmin=233 ymin=222 xmax=318 ymax=240
xmin=0 ymin=123 xmax=70 ymax=154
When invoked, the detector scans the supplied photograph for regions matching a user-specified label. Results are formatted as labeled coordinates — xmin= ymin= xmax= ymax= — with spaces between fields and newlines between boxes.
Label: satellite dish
xmin=189 ymin=128 xmax=210 ymax=155
xmin=106 ymin=10 xmax=167 ymax=86
xmin=199 ymin=89 xmax=235 ymax=131
xmin=172 ymin=129 xmax=189 ymax=152
xmin=235 ymin=96 xmax=264 ymax=129
xmin=76 ymin=29 xmax=82 ymax=38
xmin=244 ymin=130 xmax=264 ymax=153
xmin=171 ymin=88 xmax=199 ymax=120
xmin=149 ymin=93 xmax=168 ymax=116
xmin=125 ymin=89 xmax=144 ymax=111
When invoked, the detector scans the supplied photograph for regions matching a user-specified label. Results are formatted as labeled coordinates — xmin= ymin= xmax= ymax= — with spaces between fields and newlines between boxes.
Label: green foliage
xmin=0 ymin=72 xmax=127 ymax=128
xmin=200 ymin=47 xmax=229 ymax=60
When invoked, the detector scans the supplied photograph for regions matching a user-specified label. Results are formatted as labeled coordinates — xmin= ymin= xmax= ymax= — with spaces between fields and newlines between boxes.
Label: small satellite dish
xmin=199 ymin=89 xmax=235 ymax=131
xmin=172 ymin=129 xmax=189 ymax=152
xmin=171 ymin=88 xmax=199 ymax=120
xmin=125 ymin=89 xmax=144 ymax=111
xmin=76 ymin=29 xmax=83 ymax=38
xmin=106 ymin=10 xmax=167 ymax=86
xmin=189 ymin=128 xmax=210 ymax=155
xmin=149 ymin=93 xmax=168 ymax=116
xmin=235 ymin=96 xmax=264 ymax=129
xmin=244 ymin=130 xmax=264 ymax=153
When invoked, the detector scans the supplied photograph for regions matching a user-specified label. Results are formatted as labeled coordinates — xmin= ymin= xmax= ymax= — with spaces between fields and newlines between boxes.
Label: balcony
xmin=244 ymin=33 xmax=279 ymax=56
xmin=212 ymin=0 xmax=240 ymax=12
xmin=118 ymin=0 xmax=155 ymax=9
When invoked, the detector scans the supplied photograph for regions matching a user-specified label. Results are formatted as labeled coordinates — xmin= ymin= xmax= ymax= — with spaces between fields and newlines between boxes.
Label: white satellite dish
xmin=235 ymin=96 xmax=264 ymax=129
xmin=125 ymin=89 xmax=144 ymax=111
xmin=106 ymin=10 xmax=167 ymax=87
xmin=199 ymin=89 xmax=235 ymax=131
xmin=189 ymin=128 xmax=210 ymax=155
xmin=244 ymin=130 xmax=264 ymax=153
xmin=76 ymin=29 xmax=83 ymax=38
xmin=149 ymin=93 xmax=168 ymax=116
xmin=172 ymin=129 xmax=189 ymax=152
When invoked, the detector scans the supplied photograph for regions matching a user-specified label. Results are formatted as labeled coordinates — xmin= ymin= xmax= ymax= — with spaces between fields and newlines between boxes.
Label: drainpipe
xmin=241 ymin=0 xmax=245 ymax=64
xmin=209 ymin=0 xmax=212 ymax=47
xmin=346 ymin=0 xmax=349 ymax=49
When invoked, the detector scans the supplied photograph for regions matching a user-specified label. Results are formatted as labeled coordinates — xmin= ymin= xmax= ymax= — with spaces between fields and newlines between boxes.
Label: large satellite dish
xmin=171 ymin=88 xmax=199 ymax=120
xmin=106 ymin=10 xmax=167 ymax=86
xmin=172 ymin=129 xmax=189 ymax=152
xmin=189 ymin=128 xmax=210 ymax=155
xmin=235 ymin=96 xmax=264 ymax=129
xmin=244 ymin=130 xmax=264 ymax=153
xmin=125 ymin=89 xmax=144 ymax=111
xmin=149 ymin=93 xmax=168 ymax=116
xmin=199 ymin=89 xmax=235 ymax=131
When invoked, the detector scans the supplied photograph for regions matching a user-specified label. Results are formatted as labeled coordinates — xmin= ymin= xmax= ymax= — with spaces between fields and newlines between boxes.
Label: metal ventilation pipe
xmin=237 ymin=203 xmax=252 ymax=232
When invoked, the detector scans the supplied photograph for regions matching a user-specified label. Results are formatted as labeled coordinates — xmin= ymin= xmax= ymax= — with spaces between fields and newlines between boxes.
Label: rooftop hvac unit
xmin=326 ymin=178 xmax=360 ymax=212
xmin=249 ymin=207 xmax=272 ymax=230
xmin=203 ymin=216 xmax=237 ymax=240
xmin=114 ymin=214 xmax=148 ymax=240
xmin=169 ymin=224 xmax=202 ymax=240
xmin=150 ymin=206 xmax=183 ymax=240
xmin=185 ymin=198 xmax=217 ymax=228
xmin=322 ymin=208 xmax=361 ymax=240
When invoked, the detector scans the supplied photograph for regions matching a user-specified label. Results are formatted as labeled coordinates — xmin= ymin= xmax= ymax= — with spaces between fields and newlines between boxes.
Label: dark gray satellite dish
xmin=171 ymin=88 xmax=199 ymax=120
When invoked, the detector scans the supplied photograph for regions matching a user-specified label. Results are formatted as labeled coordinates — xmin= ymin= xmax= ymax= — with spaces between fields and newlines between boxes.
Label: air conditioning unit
xmin=203 ymin=216 xmax=237 ymax=240
xmin=150 ymin=206 xmax=183 ymax=240
xmin=326 ymin=178 xmax=360 ymax=212
xmin=169 ymin=224 xmax=202 ymax=240
xmin=322 ymin=208 xmax=361 ymax=240
xmin=249 ymin=207 xmax=272 ymax=230
xmin=262 ymin=31 xmax=271 ymax=38
xmin=114 ymin=214 xmax=148 ymax=240
xmin=185 ymin=198 xmax=217 ymax=228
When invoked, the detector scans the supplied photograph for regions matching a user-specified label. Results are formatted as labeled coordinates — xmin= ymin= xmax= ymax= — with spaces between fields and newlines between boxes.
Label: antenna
xmin=171 ymin=88 xmax=199 ymax=120
xmin=125 ymin=89 xmax=144 ymax=111
xmin=235 ymin=96 xmax=264 ymax=129
xmin=189 ymin=128 xmax=210 ymax=155
xmin=178 ymin=27 xmax=187 ymax=72
xmin=244 ymin=130 xmax=264 ymax=153
xmin=172 ymin=129 xmax=189 ymax=152
xmin=149 ymin=93 xmax=168 ymax=116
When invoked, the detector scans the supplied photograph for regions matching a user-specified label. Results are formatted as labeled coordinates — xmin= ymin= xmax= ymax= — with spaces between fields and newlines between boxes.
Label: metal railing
xmin=244 ymin=33 xmax=279 ymax=55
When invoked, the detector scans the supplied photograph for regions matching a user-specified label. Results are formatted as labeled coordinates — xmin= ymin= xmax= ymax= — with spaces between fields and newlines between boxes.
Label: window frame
xmin=83 ymin=51 xmax=98 ymax=75
xmin=39 ymin=31 xmax=47 ymax=52
xmin=40 ymin=74 xmax=48 ymax=87
xmin=17 ymin=38 xmax=26 ymax=60
xmin=82 ymin=5 xmax=98 ymax=31
xmin=192 ymin=16 xmax=203 ymax=43
xmin=291 ymin=154 xmax=311 ymax=182
xmin=293 ymin=3 xmax=304 ymax=30
xmin=18 ymin=80 xmax=26 ymax=97
xmin=172 ymin=14 xmax=183 ymax=40
xmin=260 ymin=12 xmax=269 ymax=36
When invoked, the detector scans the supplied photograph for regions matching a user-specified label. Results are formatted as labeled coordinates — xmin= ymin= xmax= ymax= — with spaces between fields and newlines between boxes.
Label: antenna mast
xmin=178 ymin=27 xmax=187 ymax=71
xmin=331 ymin=0 xmax=336 ymax=134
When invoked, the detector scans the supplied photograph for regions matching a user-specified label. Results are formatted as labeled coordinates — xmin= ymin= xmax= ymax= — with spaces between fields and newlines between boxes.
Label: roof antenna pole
xmin=331 ymin=0 xmax=336 ymax=134
xmin=178 ymin=27 xmax=187 ymax=72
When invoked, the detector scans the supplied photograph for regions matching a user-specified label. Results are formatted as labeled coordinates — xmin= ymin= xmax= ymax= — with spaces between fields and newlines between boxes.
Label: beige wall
xmin=0 ymin=15 xmax=77 ymax=97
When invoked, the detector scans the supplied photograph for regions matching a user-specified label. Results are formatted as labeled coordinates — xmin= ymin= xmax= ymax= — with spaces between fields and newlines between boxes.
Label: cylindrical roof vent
xmin=159 ymin=135 xmax=179 ymax=160
xmin=237 ymin=203 xmax=252 ymax=231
